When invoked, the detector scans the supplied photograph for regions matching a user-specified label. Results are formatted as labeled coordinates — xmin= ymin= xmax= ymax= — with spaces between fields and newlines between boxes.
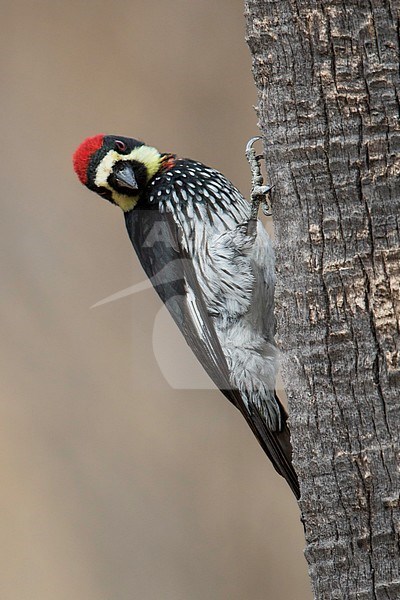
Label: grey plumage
xmin=153 ymin=162 xmax=281 ymax=430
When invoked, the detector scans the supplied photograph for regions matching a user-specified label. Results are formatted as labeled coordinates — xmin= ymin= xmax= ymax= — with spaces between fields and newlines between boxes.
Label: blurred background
xmin=1 ymin=2 xmax=311 ymax=599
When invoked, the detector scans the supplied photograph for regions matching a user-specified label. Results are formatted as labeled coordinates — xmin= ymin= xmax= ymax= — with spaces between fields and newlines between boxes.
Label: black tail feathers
xmin=244 ymin=395 xmax=300 ymax=499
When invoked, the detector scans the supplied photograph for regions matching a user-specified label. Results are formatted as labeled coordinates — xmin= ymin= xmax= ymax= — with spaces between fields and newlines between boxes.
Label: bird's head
xmin=73 ymin=134 xmax=163 ymax=211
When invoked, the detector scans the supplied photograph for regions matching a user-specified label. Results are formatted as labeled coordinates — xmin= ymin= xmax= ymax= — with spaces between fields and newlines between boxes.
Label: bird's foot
xmin=245 ymin=136 xmax=272 ymax=223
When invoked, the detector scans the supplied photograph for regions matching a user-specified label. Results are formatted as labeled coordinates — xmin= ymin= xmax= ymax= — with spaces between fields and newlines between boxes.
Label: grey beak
xmin=114 ymin=163 xmax=138 ymax=191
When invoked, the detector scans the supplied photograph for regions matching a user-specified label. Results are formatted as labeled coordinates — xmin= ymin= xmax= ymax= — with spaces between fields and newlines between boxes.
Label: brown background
xmin=1 ymin=2 xmax=311 ymax=599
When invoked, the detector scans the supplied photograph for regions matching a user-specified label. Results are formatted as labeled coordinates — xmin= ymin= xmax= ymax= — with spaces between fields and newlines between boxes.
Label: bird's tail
xmin=241 ymin=394 xmax=300 ymax=499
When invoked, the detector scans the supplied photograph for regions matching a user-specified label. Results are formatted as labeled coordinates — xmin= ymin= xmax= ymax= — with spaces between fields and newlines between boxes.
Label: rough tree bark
xmin=245 ymin=1 xmax=400 ymax=598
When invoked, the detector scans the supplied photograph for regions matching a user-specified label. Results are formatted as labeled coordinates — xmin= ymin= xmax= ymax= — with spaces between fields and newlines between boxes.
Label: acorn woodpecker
xmin=73 ymin=134 xmax=300 ymax=499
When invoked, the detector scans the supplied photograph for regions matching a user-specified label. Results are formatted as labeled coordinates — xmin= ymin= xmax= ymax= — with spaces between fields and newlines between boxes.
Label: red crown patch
xmin=73 ymin=134 xmax=105 ymax=185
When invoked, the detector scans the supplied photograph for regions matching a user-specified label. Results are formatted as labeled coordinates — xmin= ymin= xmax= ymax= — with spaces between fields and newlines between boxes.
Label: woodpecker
xmin=73 ymin=134 xmax=300 ymax=499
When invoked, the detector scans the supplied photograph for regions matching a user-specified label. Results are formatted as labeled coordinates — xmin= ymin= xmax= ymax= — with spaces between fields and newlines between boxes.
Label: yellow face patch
xmin=94 ymin=145 xmax=161 ymax=212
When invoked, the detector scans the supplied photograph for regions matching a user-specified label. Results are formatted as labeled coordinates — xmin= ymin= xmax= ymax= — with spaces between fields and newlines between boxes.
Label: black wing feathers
xmin=124 ymin=208 xmax=232 ymax=393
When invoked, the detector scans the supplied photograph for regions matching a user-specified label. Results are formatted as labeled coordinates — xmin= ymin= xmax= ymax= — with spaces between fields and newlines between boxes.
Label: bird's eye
xmin=115 ymin=140 xmax=127 ymax=152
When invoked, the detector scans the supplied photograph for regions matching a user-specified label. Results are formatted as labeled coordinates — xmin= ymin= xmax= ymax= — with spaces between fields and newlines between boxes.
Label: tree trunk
xmin=245 ymin=1 xmax=400 ymax=598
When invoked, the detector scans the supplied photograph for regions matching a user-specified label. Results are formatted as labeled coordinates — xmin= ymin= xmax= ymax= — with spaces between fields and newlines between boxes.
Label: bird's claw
xmin=245 ymin=136 xmax=262 ymax=156
xmin=245 ymin=136 xmax=272 ymax=220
